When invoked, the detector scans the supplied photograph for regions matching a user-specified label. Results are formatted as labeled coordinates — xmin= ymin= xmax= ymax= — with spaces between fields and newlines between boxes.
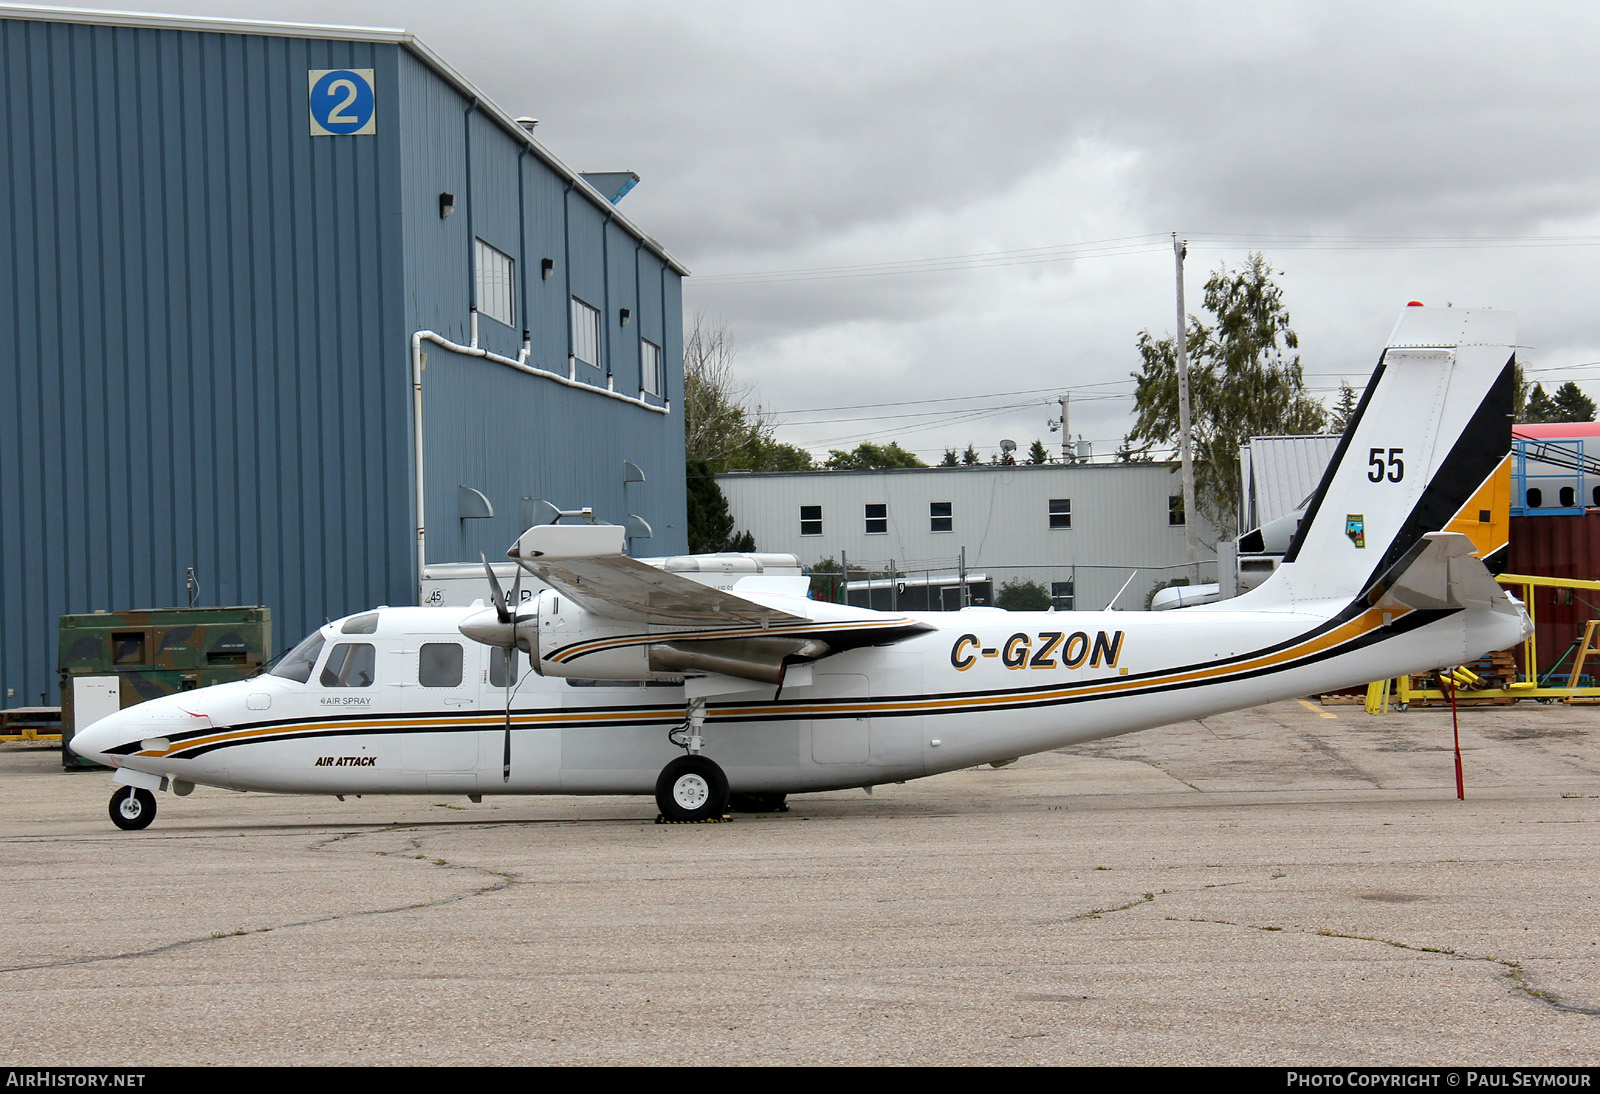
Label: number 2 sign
xmin=309 ymin=69 xmax=376 ymax=136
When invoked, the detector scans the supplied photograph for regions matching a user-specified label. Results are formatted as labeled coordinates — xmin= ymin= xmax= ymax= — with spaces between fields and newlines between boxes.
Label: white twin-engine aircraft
xmin=73 ymin=306 xmax=1532 ymax=828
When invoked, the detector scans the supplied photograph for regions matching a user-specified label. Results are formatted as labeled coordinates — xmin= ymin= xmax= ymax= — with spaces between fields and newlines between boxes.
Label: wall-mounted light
xmin=439 ymin=192 xmax=455 ymax=219
xmin=541 ymin=257 xmax=555 ymax=280
xmin=619 ymin=307 xmax=631 ymax=327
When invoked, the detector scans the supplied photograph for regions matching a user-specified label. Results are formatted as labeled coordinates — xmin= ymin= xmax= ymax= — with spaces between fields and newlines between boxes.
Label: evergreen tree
xmin=1552 ymin=381 xmax=1597 ymax=423
xmin=1027 ymin=439 xmax=1050 ymax=465
xmin=940 ymin=448 xmax=959 ymax=467
xmin=961 ymin=444 xmax=981 ymax=466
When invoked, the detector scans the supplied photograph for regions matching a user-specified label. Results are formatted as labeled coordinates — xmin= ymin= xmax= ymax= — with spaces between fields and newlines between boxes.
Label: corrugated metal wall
xmin=1508 ymin=512 xmax=1600 ymax=681
xmin=395 ymin=48 xmax=686 ymax=565
xmin=0 ymin=16 xmax=410 ymax=702
xmin=0 ymin=13 xmax=686 ymax=705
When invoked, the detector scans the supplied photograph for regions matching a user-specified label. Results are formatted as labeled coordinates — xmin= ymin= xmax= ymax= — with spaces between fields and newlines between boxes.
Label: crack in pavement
xmin=0 ymin=823 xmax=521 ymax=974
xmin=1180 ymin=915 xmax=1600 ymax=1018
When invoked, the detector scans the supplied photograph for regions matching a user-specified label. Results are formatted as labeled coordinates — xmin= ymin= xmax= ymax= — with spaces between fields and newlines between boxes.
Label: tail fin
xmin=1267 ymin=306 xmax=1515 ymax=607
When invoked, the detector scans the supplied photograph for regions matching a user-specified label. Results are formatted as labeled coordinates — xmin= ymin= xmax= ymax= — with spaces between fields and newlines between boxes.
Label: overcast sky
xmin=47 ymin=0 xmax=1600 ymax=461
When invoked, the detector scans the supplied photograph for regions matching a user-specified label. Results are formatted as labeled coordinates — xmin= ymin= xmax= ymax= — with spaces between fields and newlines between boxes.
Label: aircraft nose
xmin=69 ymin=711 xmax=126 ymax=765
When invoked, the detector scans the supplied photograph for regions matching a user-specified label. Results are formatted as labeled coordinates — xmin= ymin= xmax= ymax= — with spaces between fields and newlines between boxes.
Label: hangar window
xmin=1049 ymin=498 xmax=1071 ymax=529
xmin=1051 ymin=580 xmax=1075 ymax=611
xmin=475 ymin=239 xmax=515 ymax=327
xmin=419 ymin=642 xmax=464 ymax=688
xmin=865 ymin=503 xmax=887 ymax=534
xmin=320 ymin=643 xmax=376 ymax=688
xmin=930 ymin=501 xmax=953 ymax=533
xmin=800 ymin=505 xmax=822 ymax=536
xmin=641 ymin=339 xmax=662 ymax=398
xmin=572 ymin=297 xmax=601 ymax=366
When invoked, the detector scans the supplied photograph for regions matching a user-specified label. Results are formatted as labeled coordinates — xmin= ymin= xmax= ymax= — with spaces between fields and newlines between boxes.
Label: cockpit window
xmin=270 ymin=631 xmax=326 ymax=684
xmin=320 ymin=643 xmax=376 ymax=688
xmin=419 ymin=642 xmax=464 ymax=688
xmin=341 ymin=613 xmax=379 ymax=635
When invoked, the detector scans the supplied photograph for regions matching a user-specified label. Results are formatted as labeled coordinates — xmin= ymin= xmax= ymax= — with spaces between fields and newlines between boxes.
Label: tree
xmin=1553 ymin=381 xmax=1598 ymax=423
xmin=995 ymin=578 xmax=1051 ymax=611
xmin=1329 ymin=380 xmax=1361 ymax=434
xmin=940 ymin=448 xmax=959 ymax=467
xmin=1127 ymin=253 xmax=1326 ymax=533
xmin=961 ymin=444 xmax=981 ymax=466
xmin=686 ymin=457 xmax=736 ymax=553
xmin=1521 ymin=383 xmax=1557 ymax=423
xmin=824 ymin=441 xmax=927 ymax=470
xmin=1027 ymin=439 xmax=1050 ymax=465
xmin=1115 ymin=435 xmax=1154 ymax=462
xmin=683 ymin=313 xmax=815 ymax=472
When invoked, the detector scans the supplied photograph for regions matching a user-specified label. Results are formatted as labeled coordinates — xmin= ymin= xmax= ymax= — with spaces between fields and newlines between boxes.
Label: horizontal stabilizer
xmin=1370 ymin=532 xmax=1512 ymax=613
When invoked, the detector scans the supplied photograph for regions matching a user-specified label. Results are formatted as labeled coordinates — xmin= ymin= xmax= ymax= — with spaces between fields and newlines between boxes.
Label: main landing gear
xmin=109 ymin=786 xmax=157 ymax=831
xmin=657 ymin=696 xmax=730 ymax=822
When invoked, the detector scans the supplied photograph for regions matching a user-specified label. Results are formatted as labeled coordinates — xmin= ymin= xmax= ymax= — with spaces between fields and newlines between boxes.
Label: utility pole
xmin=1059 ymin=394 xmax=1070 ymax=463
xmin=1173 ymin=233 xmax=1200 ymax=578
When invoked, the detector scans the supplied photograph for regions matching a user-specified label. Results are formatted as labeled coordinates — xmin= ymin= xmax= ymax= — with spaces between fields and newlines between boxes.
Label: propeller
xmin=481 ymin=554 xmax=524 ymax=783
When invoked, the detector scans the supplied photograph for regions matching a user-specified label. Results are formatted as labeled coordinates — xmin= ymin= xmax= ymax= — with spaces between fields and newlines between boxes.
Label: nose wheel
xmin=655 ymin=755 xmax=729 ymax=822
xmin=109 ymin=786 xmax=157 ymax=831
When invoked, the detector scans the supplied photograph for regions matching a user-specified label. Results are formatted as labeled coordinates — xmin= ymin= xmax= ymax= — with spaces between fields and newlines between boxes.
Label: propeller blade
xmin=481 ymin=553 xmax=510 ymax=624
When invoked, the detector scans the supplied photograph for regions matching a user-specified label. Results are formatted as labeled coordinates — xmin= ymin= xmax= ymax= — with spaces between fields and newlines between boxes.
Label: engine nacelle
xmin=528 ymin=589 xmax=676 ymax=682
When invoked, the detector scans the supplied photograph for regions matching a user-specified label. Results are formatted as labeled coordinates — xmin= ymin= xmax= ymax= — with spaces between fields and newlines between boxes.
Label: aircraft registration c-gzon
xmin=73 ymin=306 xmax=1532 ymax=828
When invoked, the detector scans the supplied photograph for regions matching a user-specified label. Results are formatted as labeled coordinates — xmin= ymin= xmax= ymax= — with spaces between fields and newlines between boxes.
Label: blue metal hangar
xmin=0 ymin=6 xmax=688 ymax=705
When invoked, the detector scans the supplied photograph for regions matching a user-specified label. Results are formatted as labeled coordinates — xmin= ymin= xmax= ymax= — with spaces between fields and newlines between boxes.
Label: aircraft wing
xmin=508 ymin=523 xmax=929 ymax=636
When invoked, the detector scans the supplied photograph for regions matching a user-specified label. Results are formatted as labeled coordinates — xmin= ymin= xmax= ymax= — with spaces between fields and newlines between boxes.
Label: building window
xmin=1051 ymin=580 xmax=1075 ymax=611
xmin=800 ymin=504 xmax=822 ymax=536
xmin=475 ymin=239 xmax=515 ymax=327
xmin=1169 ymin=495 xmax=1185 ymax=526
xmin=930 ymin=501 xmax=953 ymax=533
xmin=572 ymin=297 xmax=601 ymax=366
xmin=865 ymin=503 xmax=887 ymax=534
xmin=1049 ymin=498 xmax=1072 ymax=529
xmin=641 ymin=339 xmax=662 ymax=397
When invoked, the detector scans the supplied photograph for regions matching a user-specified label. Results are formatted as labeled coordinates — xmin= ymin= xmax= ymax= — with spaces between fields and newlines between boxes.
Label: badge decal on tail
xmin=1346 ymin=515 xmax=1366 ymax=548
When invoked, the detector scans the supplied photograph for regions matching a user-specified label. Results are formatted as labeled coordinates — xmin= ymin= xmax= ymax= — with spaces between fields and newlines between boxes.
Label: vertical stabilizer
xmin=1266 ymin=307 xmax=1515 ymax=608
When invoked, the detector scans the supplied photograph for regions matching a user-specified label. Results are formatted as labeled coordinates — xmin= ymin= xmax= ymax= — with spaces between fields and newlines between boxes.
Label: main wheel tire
xmin=655 ymin=756 xmax=729 ymax=822
xmin=728 ymin=792 xmax=788 ymax=814
xmin=109 ymin=786 xmax=156 ymax=831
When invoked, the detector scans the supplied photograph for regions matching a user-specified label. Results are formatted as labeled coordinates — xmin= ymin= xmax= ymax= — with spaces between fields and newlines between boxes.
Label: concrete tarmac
xmin=1 ymin=698 xmax=1597 ymax=1066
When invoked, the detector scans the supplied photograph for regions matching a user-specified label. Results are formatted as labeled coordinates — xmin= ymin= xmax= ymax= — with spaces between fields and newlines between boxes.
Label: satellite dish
xmin=999 ymin=439 xmax=1017 ymax=454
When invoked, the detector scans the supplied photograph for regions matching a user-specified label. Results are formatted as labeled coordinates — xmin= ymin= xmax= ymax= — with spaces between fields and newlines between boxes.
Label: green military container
xmin=59 ymin=606 xmax=271 ymax=770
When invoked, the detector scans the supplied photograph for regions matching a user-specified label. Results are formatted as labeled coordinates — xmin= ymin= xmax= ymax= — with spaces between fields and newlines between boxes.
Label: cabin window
xmin=489 ymin=647 xmax=520 ymax=688
xmin=271 ymin=632 xmax=326 ymax=684
xmin=865 ymin=503 xmax=887 ymax=534
xmin=930 ymin=501 xmax=953 ymax=533
xmin=419 ymin=643 xmax=464 ymax=688
xmin=1527 ymin=488 xmax=1543 ymax=508
xmin=320 ymin=643 xmax=376 ymax=688
xmin=341 ymin=613 xmax=379 ymax=634
xmin=1049 ymin=498 xmax=1071 ymax=529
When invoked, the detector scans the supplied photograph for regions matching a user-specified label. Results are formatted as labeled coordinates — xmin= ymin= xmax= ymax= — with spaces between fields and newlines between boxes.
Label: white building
xmin=717 ymin=462 xmax=1222 ymax=612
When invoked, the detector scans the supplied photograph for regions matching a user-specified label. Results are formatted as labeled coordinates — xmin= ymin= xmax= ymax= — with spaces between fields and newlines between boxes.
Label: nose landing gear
xmin=109 ymin=786 xmax=157 ymax=831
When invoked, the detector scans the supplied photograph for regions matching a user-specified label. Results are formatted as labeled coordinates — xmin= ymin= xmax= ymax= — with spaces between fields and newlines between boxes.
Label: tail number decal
xmin=952 ymin=630 xmax=1124 ymax=671
xmin=1368 ymin=447 xmax=1405 ymax=483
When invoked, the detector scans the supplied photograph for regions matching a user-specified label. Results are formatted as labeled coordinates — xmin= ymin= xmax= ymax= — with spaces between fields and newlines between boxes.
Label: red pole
xmin=1448 ymin=673 xmax=1465 ymax=801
